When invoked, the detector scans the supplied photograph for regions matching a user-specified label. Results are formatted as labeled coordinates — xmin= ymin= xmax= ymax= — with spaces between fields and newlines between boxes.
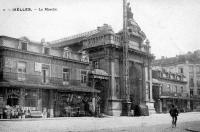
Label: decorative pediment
xmin=19 ymin=36 xmax=30 ymax=42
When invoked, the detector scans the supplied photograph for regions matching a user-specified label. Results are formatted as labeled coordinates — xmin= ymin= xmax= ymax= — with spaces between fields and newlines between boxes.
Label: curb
xmin=0 ymin=116 xmax=109 ymax=121
xmin=185 ymin=128 xmax=200 ymax=132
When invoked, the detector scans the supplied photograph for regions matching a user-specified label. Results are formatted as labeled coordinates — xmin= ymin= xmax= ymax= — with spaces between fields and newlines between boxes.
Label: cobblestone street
xmin=0 ymin=112 xmax=200 ymax=132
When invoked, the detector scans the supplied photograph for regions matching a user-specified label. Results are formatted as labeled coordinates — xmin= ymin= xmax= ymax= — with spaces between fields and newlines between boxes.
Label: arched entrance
xmin=7 ymin=89 xmax=20 ymax=106
xmin=94 ymin=80 xmax=107 ymax=113
xmin=129 ymin=62 xmax=143 ymax=105
xmin=89 ymin=69 xmax=109 ymax=115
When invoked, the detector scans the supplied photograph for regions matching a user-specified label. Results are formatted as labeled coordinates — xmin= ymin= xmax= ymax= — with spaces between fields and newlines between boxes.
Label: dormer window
xmin=81 ymin=51 xmax=89 ymax=62
xmin=19 ymin=41 xmax=28 ymax=51
xmin=43 ymin=47 xmax=50 ymax=55
xmin=41 ymin=39 xmax=50 ymax=55
xmin=63 ymin=47 xmax=71 ymax=59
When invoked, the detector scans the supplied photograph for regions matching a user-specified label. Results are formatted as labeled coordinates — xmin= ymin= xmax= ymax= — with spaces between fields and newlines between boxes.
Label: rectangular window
xmin=181 ymin=87 xmax=184 ymax=93
xmin=167 ymin=84 xmax=171 ymax=92
xmin=189 ymin=76 xmax=194 ymax=87
xmin=190 ymin=89 xmax=194 ymax=97
xmin=198 ymin=89 xmax=200 ymax=95
xmin=178 ymin=67 xmax=184 ymax=74
xmin=196 ymin=65 xmax=200 ymax=73
xmin=174 ymin=86 xmax=177 ymax=93
xmin=19 ymin=42 xmax=28 ymax=51
xmin=43 ymin=47 xmax=50 ymax=55
xmin=196 ymin=76 xmax=200 ymax=87
xmin=63 ymin=68 xmax=70 ymax=82
xmin=17 ymin=62 xmax=26 ymax=81
xmin=93 ymin=60 xmax=99 ymax=69
xmin=81 ymin=70 xmax=87 ymax=84
xmin=0 ymin=58 xmax=2 ymax=71
xmin=189 ymin=66 xmax=194 ymax=73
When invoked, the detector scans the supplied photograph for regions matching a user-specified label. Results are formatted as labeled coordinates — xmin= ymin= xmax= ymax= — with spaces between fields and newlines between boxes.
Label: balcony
xmin=160 ymin=92 xmax=183 ymax=98
xmin=2 ymin=72 xmax=87 ymax=87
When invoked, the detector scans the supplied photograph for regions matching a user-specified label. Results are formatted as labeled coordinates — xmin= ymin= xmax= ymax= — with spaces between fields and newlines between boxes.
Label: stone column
xmin=49 ymin=90 xmax=54 ymax=117
xmin=142 ymin=64 xmax=146 ymax=103
xmin=144 ymin=65 xmax=149 ymax=102
xmin=149 ymin=67 xmax=154 ymax=102
xmin=111 ymin=60 xmax=116 ymax=99
xmin=158 ymin=99 xmax=162 ymax=113
xmin=193 ymin=65 xmax=197 ymax=95
xmin=145 ymin=63 xmax=156 ymax=114
xmin=37 ymin=89 xmax=42 ymax=111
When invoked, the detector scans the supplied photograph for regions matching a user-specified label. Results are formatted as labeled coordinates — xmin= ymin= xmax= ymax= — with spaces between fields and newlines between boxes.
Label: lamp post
xmin=121 ymin=0 xmax=131 ymax=116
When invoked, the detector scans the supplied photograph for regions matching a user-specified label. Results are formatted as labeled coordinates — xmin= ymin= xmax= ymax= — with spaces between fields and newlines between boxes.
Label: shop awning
xmin=152 ymin=79 xmax=160 ymax=85
xmin=0 ymin=81 xmax=100 ymax=93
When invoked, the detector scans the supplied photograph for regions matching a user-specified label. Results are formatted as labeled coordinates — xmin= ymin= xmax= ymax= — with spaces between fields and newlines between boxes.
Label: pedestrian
xmin=169 ymin=104 xmax=179 ymax=128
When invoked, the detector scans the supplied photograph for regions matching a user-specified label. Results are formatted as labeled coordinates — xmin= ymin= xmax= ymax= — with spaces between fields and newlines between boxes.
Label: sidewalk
xmin=0 ymin=112 xmax=200 ymax=132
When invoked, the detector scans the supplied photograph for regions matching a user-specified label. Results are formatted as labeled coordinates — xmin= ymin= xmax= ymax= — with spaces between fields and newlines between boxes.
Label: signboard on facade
xmin=129 ymin=40 xmax=139 ymax=50
xmin=35 ymin=62 xmax=42 ymax=72
xmin=5 ymin=58 xmax=16 ymax=68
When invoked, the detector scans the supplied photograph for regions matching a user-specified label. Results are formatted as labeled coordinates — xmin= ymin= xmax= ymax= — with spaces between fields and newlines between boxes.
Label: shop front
xmin=54 ymin=92 xmax=94 ymax=117
xmin=161 ymin=97 xmax=190 ymax=113
xmin=0 ymin=80 xmax=100 ymax=118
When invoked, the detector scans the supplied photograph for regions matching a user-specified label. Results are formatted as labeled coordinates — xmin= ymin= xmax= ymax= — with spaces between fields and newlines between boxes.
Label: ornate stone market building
xmin=49 ymin=8 xmax=154 ymax=115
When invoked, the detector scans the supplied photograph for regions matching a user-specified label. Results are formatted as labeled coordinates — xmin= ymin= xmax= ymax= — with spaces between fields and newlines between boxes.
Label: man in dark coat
xmin=169 ymin=104 xmax=179 ymax=128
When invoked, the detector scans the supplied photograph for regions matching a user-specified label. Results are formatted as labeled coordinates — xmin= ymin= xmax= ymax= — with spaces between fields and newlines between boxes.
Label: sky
xmin=0 ymin=0 xmax=200 ymax=59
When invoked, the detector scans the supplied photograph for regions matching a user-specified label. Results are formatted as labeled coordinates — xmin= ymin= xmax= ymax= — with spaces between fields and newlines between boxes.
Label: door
xmin=42 ymin=65 xmax=50 ymax=84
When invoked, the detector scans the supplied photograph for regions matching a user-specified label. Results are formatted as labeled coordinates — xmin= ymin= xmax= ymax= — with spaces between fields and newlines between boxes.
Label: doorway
xmin=7 ymin=95 xmax=19 ymax=106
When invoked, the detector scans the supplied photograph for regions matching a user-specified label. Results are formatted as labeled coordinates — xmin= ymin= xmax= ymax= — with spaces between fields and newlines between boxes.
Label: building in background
xmin=0 ymin=36 xmax=99 ymax=118
xmin=152 ymin=68 xmax=188 ymax=113
xmin=152 ymin=50 xmax=200 ymax=112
